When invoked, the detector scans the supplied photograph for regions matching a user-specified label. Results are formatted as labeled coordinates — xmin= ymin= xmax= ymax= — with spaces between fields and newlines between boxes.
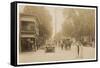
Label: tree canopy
xmin=62 ymin=8 xmax=95 ymax=40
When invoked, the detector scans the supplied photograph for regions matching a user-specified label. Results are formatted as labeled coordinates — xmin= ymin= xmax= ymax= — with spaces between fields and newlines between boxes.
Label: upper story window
xmin=21 ymin=21 xmax=35 ymax=32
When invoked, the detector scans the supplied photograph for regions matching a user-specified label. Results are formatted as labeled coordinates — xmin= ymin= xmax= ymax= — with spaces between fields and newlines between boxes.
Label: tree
xmin=62 ymin=8 xmax=95 ymax=40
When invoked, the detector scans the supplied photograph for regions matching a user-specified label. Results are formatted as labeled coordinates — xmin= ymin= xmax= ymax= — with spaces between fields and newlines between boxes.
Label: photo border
xmin=11 ymin=1 xmax=98 ymax=66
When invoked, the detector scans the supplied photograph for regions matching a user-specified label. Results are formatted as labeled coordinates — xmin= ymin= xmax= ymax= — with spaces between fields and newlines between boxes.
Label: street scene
xmin=18 ymin=5 xmax=96 ymax=64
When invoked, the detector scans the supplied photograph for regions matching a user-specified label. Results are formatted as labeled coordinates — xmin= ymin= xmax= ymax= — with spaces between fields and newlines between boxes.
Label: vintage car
xmin=45 ymin=40 xmax=55 ymax=53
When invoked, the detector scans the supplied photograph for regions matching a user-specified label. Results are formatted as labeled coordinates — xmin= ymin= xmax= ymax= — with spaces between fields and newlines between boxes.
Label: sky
xmin=46 ymin=7 xmax=64 ymax=38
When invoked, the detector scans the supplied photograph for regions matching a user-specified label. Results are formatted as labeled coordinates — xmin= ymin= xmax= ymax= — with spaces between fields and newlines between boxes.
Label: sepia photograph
xmin=12 ymin=2 xmax=97 ymax=65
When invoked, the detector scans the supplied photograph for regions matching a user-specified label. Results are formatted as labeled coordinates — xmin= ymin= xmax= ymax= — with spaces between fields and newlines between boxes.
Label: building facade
xmin=19 ymin=13 xmax=39 ymax=52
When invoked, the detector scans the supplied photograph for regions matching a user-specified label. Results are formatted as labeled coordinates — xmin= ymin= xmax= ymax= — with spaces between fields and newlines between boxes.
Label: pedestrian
xmin=60 ymin=40 xmax=64 ymax=50
xmin=71 ymin=38 xmax=77 ymax=57
xmin=64 ymin=39 xmax=71 ymax=50
xmin=75 ymin=40 xmax=83 ymax=58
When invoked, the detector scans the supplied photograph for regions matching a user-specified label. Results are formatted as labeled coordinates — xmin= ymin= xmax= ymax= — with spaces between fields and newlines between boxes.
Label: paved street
xmin=19 ymin=46 xmax=95 ymax=63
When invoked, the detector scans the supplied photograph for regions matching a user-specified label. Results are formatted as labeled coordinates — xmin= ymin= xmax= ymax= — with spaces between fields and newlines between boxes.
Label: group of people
xmin=55 ymin=38 xmax=83 ymax=57
xmin=55 ymin=39 xmax=71 ymax=50
xmin=45 ymin=38 xmax=83 ymax=51
xmin=45 ymin=38 xmax=83 ymax=57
